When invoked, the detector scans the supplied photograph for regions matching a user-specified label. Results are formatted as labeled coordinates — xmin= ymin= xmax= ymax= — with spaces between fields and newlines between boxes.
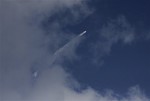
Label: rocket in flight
xmin=79 ymin=31 xmax=86 ymax=36
xmin=32 ymin=30 xmax=87 ymax=79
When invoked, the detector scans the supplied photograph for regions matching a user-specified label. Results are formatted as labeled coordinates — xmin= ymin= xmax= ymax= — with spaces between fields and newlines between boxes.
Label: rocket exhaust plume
xmin=53 ymin=31 xmax=87 ymax=56
xmin=50 ymin=30 xmax=87 ymax=64
xmin=33 ymin=31 xmax=87 ymax=77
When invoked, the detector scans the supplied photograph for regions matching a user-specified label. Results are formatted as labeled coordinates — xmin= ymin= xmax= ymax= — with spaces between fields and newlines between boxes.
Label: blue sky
xmin=1 ymin=0 xmax=150 ymax=101
xmin=64 ymin=0 xmax=150 ymax=95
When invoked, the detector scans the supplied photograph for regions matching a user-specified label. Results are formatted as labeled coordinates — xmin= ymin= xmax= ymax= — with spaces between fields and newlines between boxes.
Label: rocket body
xmin=79 ymin=31 xmax=86 ymax=36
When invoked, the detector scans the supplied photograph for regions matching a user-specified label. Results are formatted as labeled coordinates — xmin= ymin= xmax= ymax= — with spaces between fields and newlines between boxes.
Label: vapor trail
xmin=55 ymin=31 xmax=86 ymax=55
xmin=33 ymin=31 xmax=86 ymax=78
xmin=50 ymin=31 xmax=87 ymax=65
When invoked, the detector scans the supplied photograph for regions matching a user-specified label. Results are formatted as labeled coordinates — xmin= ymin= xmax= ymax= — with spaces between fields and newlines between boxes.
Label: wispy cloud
xmin=89 ymin=16 xmax=135 ymax=65
xmin=0 ymin=0 xmax=149 ymax=101
xmin=89 ymin=15 xmax=150 ymax=65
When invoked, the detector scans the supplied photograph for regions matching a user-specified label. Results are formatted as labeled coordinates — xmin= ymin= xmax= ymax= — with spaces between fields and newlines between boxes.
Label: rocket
xmin=79 ymin=31 xmax=86 ymax=36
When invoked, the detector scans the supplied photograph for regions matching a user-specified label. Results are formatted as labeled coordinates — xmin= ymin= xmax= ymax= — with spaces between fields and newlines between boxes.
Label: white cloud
xmin=0 ymin=0 xmax=87 ymax=100
xmin=0 ymin=0 xmax=149 ymax=101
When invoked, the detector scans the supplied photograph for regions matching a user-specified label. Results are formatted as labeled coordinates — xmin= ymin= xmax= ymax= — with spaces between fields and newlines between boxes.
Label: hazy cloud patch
xmin=89 ymin=16 xmax=135 ymax=65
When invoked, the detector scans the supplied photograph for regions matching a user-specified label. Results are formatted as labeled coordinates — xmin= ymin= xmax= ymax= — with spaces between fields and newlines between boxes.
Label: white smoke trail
xmin=52 ymin=31 xmax=87 ymax=63
xmin=32 ymin=31 xmax=86 ymax=78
